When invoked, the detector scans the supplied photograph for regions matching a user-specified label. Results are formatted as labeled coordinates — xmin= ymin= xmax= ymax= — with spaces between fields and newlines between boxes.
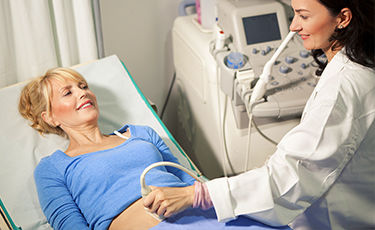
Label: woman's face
xmin=45 ymin=78 xmax=99 ymax=130
xmin=290 ymin=0 xmax=340 ymax=52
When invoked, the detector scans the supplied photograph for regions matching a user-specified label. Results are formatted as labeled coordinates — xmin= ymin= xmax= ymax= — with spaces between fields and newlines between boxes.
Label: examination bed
xmin=0 ymin=55 xmax=290 ymax=230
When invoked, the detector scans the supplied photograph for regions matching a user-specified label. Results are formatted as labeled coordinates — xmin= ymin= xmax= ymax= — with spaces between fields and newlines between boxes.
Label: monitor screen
xmin=242 ymin=13 xmax=281 ymax=45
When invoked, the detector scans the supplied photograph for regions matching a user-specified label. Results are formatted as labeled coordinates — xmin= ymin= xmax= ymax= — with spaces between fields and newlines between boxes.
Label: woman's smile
xmin=77 ymin=99 xmax=95 ymax=110
xmin=299 ymin=33 xmax=310 ymax=40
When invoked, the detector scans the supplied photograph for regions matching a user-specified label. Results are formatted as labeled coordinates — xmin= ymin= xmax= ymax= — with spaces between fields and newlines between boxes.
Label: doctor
xmin=144 ymin=0 xmax=375 ymax=229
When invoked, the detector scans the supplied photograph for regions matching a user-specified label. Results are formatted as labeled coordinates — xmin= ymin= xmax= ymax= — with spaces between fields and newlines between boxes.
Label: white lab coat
xmin=206 ymin=50 xmax=375 ymax=230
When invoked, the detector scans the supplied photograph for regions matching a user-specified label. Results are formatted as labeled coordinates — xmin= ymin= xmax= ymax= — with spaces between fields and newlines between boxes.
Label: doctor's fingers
xmin=152 ymin=199 xmax=179 ymax=218
xmin=163 ymin=204 xmax=181 ymax=218
xmin=156 ymin=202 xmax=168 ymax=216
xmin=143 ymin=187 xmax=165 ymax=212
xmin=143 ymin=187 xmax=181 ymax=216
xmin=143 ymin=189 xmax=157 ymax=209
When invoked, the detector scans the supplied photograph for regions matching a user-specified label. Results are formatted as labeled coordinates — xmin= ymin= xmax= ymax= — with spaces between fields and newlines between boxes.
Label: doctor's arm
xmin=34 ymin=161 xmax=89 ymax=230
xmin=206 ymin=90 xmax=365 ymax=225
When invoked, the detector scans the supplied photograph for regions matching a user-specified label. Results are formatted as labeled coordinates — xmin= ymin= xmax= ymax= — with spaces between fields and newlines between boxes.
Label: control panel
xmin=245 ymin=36 xmax=318 ymax=118
xmin=215 ymin=0 xmax=320 ymax=128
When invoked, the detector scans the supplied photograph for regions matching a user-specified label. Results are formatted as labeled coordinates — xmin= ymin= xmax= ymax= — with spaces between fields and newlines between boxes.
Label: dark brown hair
xmin=313 ymin=0 xmax=375 ymax=75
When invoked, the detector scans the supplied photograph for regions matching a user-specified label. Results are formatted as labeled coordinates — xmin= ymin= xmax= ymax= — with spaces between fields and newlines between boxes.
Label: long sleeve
xmin=144 ymin=126 xmax=196 ymax=185
xmin=34 ymin=159 xmax=90 ymax=230
xmin=206 ymin=52 xmax=375 ymax=227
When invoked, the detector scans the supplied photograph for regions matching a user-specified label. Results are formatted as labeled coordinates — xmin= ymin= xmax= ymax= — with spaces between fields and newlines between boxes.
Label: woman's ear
xmin=41 ymin=111 xmax=57 ymax=127
xmin=337 ymin=7 xmax=352 ymax=29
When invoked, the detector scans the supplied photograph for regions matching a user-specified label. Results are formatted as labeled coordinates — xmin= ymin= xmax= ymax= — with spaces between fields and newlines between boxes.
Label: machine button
xmin=226 ymin=52 xmax=245 ymax=69
xmin=261 ymin=46 xmax=272 ymax=56
xmin=285 ymin=56 xmax=296 ymax=64
xmin=301 ymin=63 xmax=308 ymax=69
xmin=279 ymin=65 xmax=291 ymax=74
xmin=299 ymin=50 xmax=310 ymax=58
xmin=252 ymin=48 xmax=258 ymax=54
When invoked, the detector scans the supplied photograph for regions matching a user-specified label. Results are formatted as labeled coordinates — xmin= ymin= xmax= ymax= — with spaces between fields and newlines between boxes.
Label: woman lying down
xmin=18 ymin=67 xmax=198 ymax=230
xmin=19 ymin=68 xmax=287 ymax=230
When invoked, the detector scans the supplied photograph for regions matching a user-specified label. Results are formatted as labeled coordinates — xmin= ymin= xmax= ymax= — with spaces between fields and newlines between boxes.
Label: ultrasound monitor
xmin=242 ymin=13 xmax=282 ymax=45
xmin=217 ymin=0 xmax=289 ymax=55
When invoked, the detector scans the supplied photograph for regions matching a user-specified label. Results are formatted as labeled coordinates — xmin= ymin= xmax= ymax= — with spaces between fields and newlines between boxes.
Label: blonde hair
xmin=18 ymin=67 xmax=87 ymax=137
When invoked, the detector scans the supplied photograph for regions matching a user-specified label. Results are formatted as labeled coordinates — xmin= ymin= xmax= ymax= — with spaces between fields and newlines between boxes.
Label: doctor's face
xmin=289 ymin=0 xmax=340 ymax=52
xmin=45 ymin=78 xmax=99 ymax=130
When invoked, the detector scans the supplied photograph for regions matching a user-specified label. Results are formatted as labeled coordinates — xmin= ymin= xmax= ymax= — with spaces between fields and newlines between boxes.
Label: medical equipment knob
xmin=299 ymin=50 xmax=310 ymax=58
xmin=226 ymin=52 xmax=245 ymax=69
xmin=261 ymin=46 xmax=272 ymax=56
xmin=252 ymin=48 xmax=258 ymax=54
xmin=279 ymin=65 xmax=291 ymax=74
xmin=285 ymin=56 xmax=296 ymax=64
xmin=301 ymin=63 xmax=308 ymax=69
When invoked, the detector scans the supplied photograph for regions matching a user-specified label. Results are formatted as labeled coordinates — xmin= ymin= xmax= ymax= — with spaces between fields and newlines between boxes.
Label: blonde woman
xmin=19 ymin=68 xmax=195 ymax=230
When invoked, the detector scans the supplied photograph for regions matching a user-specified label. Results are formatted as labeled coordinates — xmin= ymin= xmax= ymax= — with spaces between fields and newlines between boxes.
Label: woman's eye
xmin=300 ymin=15 xmax=308 ymax=20
xmin=63 ymin=91 xmax=71 ymax=96
xmin=80 ymin=84 xmax=88 ymax=89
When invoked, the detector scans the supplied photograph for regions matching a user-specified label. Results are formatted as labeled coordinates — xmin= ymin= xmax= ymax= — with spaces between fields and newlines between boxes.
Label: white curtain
xmin=0 ymin=0 xmax=98 ymax=88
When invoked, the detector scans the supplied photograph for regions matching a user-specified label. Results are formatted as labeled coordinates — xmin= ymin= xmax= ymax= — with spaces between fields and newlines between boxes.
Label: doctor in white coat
xmin=144 ymin=0 xmax=375 ymax=229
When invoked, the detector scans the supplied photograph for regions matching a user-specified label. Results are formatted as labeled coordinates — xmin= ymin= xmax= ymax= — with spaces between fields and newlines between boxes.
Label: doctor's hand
xmin=143 ymin=185 xmax=195 ymax=218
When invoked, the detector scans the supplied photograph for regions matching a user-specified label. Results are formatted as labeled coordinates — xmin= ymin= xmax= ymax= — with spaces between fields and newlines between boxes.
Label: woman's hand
xmin=143 ymin=185 xmax=195 ymax=218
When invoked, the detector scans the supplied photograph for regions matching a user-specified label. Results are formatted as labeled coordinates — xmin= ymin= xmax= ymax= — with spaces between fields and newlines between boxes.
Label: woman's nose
xmin=289 ymin=16 xmax=301 ymax=32
xmin=78 ymin=88 xmax=87 ymax=99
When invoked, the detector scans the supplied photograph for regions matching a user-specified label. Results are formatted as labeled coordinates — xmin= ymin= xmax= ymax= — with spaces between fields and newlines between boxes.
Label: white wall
xmin=100 ymin=0 xmax=180 ymax=130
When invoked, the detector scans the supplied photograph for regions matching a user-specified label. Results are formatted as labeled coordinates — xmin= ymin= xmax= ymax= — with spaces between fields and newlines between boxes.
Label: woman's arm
xmin=34 ymin=160 xmax=89 ymax=229
xmin=145 ymin=126 xmax=196 ymax=185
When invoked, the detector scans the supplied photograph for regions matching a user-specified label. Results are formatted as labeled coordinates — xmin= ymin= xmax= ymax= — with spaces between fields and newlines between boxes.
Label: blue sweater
xmin=34 ymin=125 xmax=195 ymax=230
